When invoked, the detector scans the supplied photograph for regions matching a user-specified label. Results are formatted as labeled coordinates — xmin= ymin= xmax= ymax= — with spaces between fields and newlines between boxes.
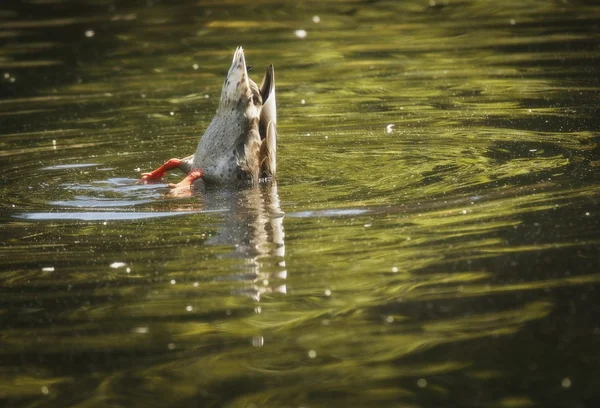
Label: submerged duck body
xmin=141 ymin=47 xmax=277 ymax=191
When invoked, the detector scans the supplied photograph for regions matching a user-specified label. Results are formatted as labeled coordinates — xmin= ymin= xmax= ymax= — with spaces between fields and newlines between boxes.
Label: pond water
xmin=1 ymin=1 xmax=599 ymax=407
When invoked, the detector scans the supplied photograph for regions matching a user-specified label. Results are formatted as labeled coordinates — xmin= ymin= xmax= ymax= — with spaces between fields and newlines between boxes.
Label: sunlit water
xmin=1 ymin=1 xmax=599 ymax=407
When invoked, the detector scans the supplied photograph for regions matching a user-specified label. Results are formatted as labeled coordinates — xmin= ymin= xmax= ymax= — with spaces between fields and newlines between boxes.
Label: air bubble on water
xmin=186 ymin=305 xmax=193 ymax=312
xmin=561 ymin=378 xmax=572 ymax=389
xmin=252 ymin=336 xmax=264 ymax=347
xmin=167 ymin=343 xmax=176 ymax=350
xmin=170 ymin=111 xmax=174 ymax=116
xmin=301 ymin=99 xmax=306 ymax=105
xmin=386 ymin=316 xmax=394 ymax=323
xmin=41 ymin=386 xmax=49 ymax=395
xmin=417 ymin=378 xmax=427 ymax=388
xmin=295 ymin=29 xmax=307 ymax=39
xmin=585 ymin=212 xmax=590 ymax=216
xmin=308 ymin=350 xmax=317 ymax=358
xmin=204 ymin=94 xmax=209 ymax=98
xmin=324 ymin=289 xmax=331 ymax=296
xmin=193 ymin=282 xmax=199 ymax=287
xmin=126 ymin=267 xmax=131 ymax=273
xmin=312 ymin=15 xmax=320 ymax=23
xmin=42 ymin=267 xmax=55 ymax=272
xmin=461 ymin=210 xmax=467 ymax=214
xmin=110 ymin=262 xmax=126 ymax=268
xmin=192 ymin=63 xmax=199 ymax=70
xmin=392 ymin=266 xmax=398 ymax=273
xmin=510 ymin=19 xmax=516 ymax=25
xmin=3 ymin=73 xmax=8 ymax=79
xmin=133 ymin=327 xmax=149 ymax=334
xmin=170 ymin=279 xmax=176 ymax=284
xmin=386 ymin=124 xmax=395 ymax=133
xmin=84 ymin=30 xmax=95 ymax=38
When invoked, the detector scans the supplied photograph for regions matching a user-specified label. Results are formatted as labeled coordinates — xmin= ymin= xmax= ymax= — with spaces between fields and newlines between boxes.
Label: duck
xmin=140 ymin=47 xmax=277 ymax=193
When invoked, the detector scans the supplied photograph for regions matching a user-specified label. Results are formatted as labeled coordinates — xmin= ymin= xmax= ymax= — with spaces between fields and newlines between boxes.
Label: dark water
xmin=1 ymin=0 xmax=600 ymax=407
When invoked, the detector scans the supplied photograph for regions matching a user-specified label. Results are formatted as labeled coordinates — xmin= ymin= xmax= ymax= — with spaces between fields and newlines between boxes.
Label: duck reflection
xmin=193 ymin=180 xmax=286 ymax=301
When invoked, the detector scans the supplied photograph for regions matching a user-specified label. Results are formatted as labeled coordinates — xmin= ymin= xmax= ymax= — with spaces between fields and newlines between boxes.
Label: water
xmin=1 ymin=1 xmax=599 ymax=407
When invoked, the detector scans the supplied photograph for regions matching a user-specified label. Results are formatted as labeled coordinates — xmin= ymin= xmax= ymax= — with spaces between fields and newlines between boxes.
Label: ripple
xmin=288 ymin=208 xmax=370 ymax=218
xmin=50 ymin=196 xmax=154 ymax=208
xmin=14 ymin=211 xmax=209 ymax=221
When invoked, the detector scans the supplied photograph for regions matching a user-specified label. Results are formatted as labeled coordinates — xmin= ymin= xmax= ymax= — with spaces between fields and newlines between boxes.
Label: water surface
xmin=1 ymin=1 xmax=599 ymax=407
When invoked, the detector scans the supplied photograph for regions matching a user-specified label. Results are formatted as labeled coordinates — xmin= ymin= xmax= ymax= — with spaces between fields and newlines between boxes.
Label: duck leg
xmin=140 ymin=155 xmax=193 ymax=182
xmin=167 ymin=170 xmax=204 ymax=197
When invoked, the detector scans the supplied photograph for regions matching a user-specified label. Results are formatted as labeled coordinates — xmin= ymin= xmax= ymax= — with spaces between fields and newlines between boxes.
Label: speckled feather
xmin=191 ymin=47 xmax=277 ymax=185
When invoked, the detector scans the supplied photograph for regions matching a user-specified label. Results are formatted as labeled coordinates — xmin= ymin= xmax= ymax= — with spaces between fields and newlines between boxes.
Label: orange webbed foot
xmin=167 ymin=170 xmax=204 ymax=197
xmin=140 ymin=158 xmax=184 ymax=182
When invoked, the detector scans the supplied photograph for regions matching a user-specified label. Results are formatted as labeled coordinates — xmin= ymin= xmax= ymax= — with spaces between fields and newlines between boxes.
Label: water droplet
xmin=295 ymin=29 xmax=307 ymax=39
xmin=324 ymin=289 xmax=331 ymax=296
xmin=308 ymin=350 xmax=317 ymax=358
xmin=186 ymin=305 xmax=193 ymax=312
xmin=170 ymin=279 xmax=176 ymax=285
xmin=392 ymin=266 xmax=398 ymax=273
xmin=110 ymin=262 xmax=126 ymax=269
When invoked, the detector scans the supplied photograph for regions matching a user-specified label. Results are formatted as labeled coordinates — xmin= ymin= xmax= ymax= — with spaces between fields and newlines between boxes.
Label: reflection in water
xmin=200 ymin=181 xmax=287 ymax=301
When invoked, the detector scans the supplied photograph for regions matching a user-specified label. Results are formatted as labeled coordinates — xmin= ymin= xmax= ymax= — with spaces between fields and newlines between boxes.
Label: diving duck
xmin=140 ymin=47 xmax=277 ymax=192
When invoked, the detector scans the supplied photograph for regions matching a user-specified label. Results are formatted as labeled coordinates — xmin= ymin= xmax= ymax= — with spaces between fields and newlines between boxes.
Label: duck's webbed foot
xmin=167 ymin=170 xmax=204 ymax=197
xmin=140 ymin=158 xmax=184 ymax=182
